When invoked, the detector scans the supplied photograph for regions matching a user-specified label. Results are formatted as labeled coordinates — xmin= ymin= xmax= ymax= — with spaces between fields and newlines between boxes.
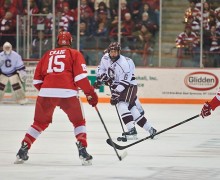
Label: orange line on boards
xmin=138 ymin=98 xmax=210 ymax=104
xmin=4 ymin=96 xmax=210 ymax=104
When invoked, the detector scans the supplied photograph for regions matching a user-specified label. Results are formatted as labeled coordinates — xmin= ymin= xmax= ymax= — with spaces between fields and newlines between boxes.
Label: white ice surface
xmin=0 ymin=103 xmax=220 ymax=180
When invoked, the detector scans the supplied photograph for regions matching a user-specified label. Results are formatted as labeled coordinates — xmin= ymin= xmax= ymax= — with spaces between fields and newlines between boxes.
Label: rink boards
xmin=3 ymin=65 xmax=220 ymax=104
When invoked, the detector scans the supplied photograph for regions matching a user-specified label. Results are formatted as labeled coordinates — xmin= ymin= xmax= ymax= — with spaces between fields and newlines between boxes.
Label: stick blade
xmin=106 ymin=139 xmax=126 ymax=150
xmin=120 ymin=151 xmax=128 ymax=160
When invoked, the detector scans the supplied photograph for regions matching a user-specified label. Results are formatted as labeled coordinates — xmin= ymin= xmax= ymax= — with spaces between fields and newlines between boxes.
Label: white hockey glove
xmin=17 ymin=70 xmax=27 ymax=82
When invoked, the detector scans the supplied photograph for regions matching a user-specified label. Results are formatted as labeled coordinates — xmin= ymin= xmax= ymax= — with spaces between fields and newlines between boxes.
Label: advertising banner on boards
xmin=4 ymin=65 xmax=220 ymax=104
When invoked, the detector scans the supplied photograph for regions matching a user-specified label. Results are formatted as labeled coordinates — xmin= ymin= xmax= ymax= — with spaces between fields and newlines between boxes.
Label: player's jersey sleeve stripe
xmin=33 ymin=79 xmax=43 ymax=85
xmin=74 ymin=73 xmax=88 ymax=82
xmin=16 ymin=65 xmax=25 ymax=70
xmin=120 ymin=80 xmax=130 ymax=87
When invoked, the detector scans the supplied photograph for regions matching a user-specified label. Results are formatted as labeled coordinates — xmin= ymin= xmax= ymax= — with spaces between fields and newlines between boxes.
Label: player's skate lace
xmin=149 ymin=127 xmax=157 ymax=139
xmin=122 ymin=127 xmax=138 ymax=140
xmin=14 ymin=142 xmax=29 ymax=164
xmin=76 ymin=141 xmax=93 ymax=166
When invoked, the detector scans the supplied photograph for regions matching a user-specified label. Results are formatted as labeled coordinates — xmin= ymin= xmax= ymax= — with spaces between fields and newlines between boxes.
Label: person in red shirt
xmin=14 ymin=31 xmax=98 ymax=166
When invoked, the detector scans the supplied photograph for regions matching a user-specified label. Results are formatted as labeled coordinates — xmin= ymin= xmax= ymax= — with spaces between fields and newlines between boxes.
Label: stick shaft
xmin=115 ymin=105 xmax=126 ymax=134
xmin=94 ymin=106 xmax=122 ymax=160
xmin=109 ymin=86 xmax=126 ymax=135
xmin=107 ymin=114 xmax=200 ymax=150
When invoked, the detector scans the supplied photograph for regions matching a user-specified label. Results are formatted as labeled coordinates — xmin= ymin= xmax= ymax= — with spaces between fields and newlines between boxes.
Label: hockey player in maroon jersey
xmin=94 ymin=42 xmax=157 ymax=140
xmin=15 ymin=31 xmax=98 ymax=166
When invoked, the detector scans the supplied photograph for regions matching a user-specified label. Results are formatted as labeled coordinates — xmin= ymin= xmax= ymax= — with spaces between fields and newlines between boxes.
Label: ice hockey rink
xmin=1 ymin=103 xmax=220 ymax=180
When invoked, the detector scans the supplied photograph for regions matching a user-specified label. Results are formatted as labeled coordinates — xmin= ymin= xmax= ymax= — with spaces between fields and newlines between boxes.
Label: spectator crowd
xmin=0 ymin=0 xmax=160 ymax=66
xmin=175 ymin=0 xmax=220 ymax=67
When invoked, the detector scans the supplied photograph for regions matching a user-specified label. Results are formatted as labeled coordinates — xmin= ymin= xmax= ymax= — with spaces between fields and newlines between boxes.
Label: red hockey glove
xmin=85 ymin=87 xmax=98 ymax=107
xmin=201 ymin=102 xmax=211 ymax=118
xmin=201 ymin=96 xmax=220 ymax=118
xmin=110 ymin=90 xmax=120 ymax=105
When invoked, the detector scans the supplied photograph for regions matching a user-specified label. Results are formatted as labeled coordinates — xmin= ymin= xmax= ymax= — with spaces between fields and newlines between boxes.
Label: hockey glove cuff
xmin=209 ymin=96 xmax=220 ymax=111
xmin=201 ymin=96 xmax=220 ymax=118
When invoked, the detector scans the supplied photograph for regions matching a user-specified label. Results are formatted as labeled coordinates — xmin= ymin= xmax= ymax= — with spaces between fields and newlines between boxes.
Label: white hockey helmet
xmin=3 ymin=42 xmax=12 ymax=55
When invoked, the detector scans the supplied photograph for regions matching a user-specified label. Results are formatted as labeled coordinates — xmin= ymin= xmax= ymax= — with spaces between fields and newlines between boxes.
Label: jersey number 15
xmin=47 ymin=55 xmax=65 ymax=73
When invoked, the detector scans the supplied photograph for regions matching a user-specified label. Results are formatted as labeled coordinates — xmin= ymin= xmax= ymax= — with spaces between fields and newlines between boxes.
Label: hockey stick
xmin=94 ymin=106 xmax=127 ymax=160
xmin=106 ymin=114 xmax=200 ymax=150
xmin=115 ymin=104 xmax=127 ymax=142
xmin=108 ymin=87 xmax=127 ymax=141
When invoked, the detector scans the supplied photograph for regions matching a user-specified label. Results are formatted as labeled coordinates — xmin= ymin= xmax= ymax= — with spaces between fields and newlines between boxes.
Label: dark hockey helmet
xmin=57 ymin=31 xmax=73 ymax=46
xmin=108 ymin=42 xmax=121 ymax=61
xmin=108 ymin=42 xmax=121 ymax=53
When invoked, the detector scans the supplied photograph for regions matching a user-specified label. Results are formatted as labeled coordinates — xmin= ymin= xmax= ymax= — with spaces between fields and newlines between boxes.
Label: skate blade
xmin=120 ymin=151 xmax=128 ymax=160
xmin=14 ymin=158 xmax=25 ymax=164
xmin=18 ymin=98 xmax=28 ymax=105
xmin=125 ymin=135 xmax=138 ymax=140
xmin=81 ymin=159 xmax=92 ymax=166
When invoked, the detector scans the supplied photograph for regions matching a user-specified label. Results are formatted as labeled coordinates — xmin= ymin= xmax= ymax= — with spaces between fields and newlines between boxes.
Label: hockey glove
xmin=201 ymin=102 xmax=211 ymax=118
xmin=93 ymin=80 xmax=102 ymax=89
xmin=100 ymin=73 xmax=112 ymax=86
xmin=85 ymin=87 xmax=98 ymax=107
xmin=110 ymin=90 xmax=120 ymax=105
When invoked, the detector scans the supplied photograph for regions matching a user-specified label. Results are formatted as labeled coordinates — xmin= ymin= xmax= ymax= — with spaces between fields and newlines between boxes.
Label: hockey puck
xmin=117 ymin=137 xmax=127 ymax=142
xmin=117 ymin=137 xmax=122 ymax=141
xmin=122 ymin=138 xmax=127 ymax=142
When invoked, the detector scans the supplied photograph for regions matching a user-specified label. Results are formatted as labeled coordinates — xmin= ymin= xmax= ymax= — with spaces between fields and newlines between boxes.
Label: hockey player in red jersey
xmin=15 ymin=31 xmax=98 ymax=166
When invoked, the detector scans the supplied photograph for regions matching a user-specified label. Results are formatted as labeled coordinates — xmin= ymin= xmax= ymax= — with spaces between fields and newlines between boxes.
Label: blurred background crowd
xmin=0 ymin=0 xmax=220 ymax=67
xmin=176 ymin=0 xmax=220 ymax=67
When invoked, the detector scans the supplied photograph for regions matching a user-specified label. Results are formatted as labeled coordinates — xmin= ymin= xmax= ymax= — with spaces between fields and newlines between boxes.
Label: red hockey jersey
xmin=33 ymin=47 xmax=92 ymax=97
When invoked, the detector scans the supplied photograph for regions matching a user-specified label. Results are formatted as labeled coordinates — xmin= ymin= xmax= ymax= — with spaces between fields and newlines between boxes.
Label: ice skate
xmin=76 ymin=141 xmax=93 ymax=166
xmin=18 ymin=98 xmax=28 ymax=105
xmin=14 ymin=142 xmax=29 ymax=164
xmin=122 ymin=127 xmax=138 ymax=140
xmin=149 ymin=127 xmax=157 ymax=139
